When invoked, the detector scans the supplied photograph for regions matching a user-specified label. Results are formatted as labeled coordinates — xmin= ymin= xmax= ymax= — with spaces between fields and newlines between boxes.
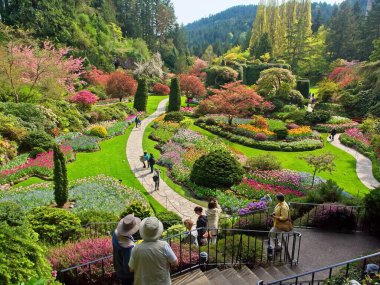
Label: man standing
xmin=112 ymin=214 xmax=141 ymax=285
xmin=269 ymin=193 xmax=292 ymax=250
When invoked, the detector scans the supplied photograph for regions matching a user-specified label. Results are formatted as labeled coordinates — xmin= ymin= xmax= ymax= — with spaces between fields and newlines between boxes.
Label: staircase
xmin=172 ymin=264 xmax=305 ymax=285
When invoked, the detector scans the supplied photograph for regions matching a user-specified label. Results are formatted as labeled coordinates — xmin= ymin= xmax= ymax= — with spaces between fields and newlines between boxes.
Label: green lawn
xmin=190 ymin=124 xmax=369 ymax=197
xmin=310 ymin=86 xmax=319 ymax=97
xmin=13 ymin=96 xmax=169 ymax=213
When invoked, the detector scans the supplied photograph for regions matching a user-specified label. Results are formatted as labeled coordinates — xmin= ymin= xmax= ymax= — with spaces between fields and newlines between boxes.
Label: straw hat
xmin=139 ymin=217 xmax=164 ymax=242
xmin=116 ymin=214 xmax=141 ymax=238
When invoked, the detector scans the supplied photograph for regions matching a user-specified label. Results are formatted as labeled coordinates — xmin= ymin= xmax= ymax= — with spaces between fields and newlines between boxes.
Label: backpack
xmin=153 ymin=175 xmax=159 ymax=182
xmin=150 ymin=158 xmax=156 ymax=165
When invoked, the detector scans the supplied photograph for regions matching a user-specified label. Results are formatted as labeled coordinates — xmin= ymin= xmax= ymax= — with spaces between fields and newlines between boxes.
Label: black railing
xmin=57 ymin=227 xmax=302 ymax=284
xmin=264 ymin=252 xmax=380 ymax=285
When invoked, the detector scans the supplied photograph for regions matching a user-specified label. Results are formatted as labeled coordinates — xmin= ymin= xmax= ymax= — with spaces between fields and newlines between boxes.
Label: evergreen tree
xmin=361 ymin=0 xmax=380 ymax=59
xmin=168 ymin=77 xmax=181 ymax=112
xmin=254 ymin=32 xmax=273 ymax=58
xmin=53 ymin=145 xmax=68 ymax=207
xmin=133 ymin=78 xmax=148 ymax=112
xmin=312 ymin=8 xmax=322 ymax=33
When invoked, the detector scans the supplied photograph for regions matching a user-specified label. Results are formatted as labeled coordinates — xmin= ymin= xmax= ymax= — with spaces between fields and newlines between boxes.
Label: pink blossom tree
xmin=0 ymin=41 xmax=84 ymax=103
xmin=70 ymin=90 xmax=98 ymax=110
xmin=189 ymin=58 xmax=208 ymax=80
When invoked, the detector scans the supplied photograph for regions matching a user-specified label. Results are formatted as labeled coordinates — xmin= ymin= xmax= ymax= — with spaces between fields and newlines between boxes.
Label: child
xmin=153 ymin=169 xmax=160 ymax=191
xmin=183 ymin=219 xmax=198 ymax=246
xmin=206 ymin=199 xmax=222 ymax=244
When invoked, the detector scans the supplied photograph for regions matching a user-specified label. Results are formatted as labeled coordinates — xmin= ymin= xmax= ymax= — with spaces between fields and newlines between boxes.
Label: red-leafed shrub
xmin=70 ymin=90 xmax=98 ymax=109
xmin=189 ymin=58 xmax=207 ymax=80
xmin=170 ymin=242 xmax=199 ymax=271
xmin=48 ymin=237 xmax=114 ymax=283
xmin=84 ymin=65 xmax=111 ymax=87
xmin=286 ymin=123 xmax=300 ymax=130
xmin=254 ymin=133 xmax=268 ymax=141
xmin=106 ymin=71 xmax=137 ymax=102
xmin=179 ymin=74 xmax=206 ymax=99
xmin=153 ymin=83 xmax=170 ymax=95
xmin=328 ymin=65 xmax=357 ymax=88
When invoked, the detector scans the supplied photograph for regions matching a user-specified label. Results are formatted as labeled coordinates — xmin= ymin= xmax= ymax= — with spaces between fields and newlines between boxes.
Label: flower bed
xmin=0 ymin=146 xmax=74 ymax=185
xmin=106 ymin=121 xmax=129 ymax=137
xmin=150 ymin=121 xmax=181 ymax=143
xmin=196 ymin=122 xmax=323 ymax=152
xmin=238 ymin=201 xmax=268 ymax=215
xmin=0 ymin=175 xmax=147 ymax=216
xmin=314 ymin=121 xmax=359 ymax=133
xmin=59 ymin=134 xmax=100 ymax=152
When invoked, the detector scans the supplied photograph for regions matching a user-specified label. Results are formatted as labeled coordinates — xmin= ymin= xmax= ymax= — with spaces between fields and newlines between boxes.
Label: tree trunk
xmin=311 ymin=169 xmax=317 ymax=187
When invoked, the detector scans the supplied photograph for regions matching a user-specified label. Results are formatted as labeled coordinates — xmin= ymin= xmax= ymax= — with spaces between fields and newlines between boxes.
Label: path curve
xmin=331 ymin=134 xmax=380 ymax=189
xmin=126 ymin=99 xmax=202 ymax=221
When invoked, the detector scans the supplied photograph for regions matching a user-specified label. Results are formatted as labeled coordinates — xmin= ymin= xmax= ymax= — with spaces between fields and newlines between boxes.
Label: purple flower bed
xmin=172 ymin=129 xmax=202 ymax=144
xmin=238 ymin=201 xmax=268 ymax=215
xmin=158 ymin=141 xmax=185 ymax=167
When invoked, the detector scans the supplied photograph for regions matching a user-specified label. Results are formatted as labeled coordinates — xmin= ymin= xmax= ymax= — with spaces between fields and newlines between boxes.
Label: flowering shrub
xmin=314 ymin=122 xmax=359 ymax=133
xmin=180 ymin=107 xmax=195 ymax=115
xmin=288 ymin=126 xmax=312 ymax=136
xmin=254 ymin=133 xmax=267 ymax=141
xmin=329 ymin=65 xmax=357 ymax=88
xmin=345 ymin=128 xmax=371 ymax=146
xmin=170 ymin=242 xmax=199 ymax=270
xmin=84 ymin=65 xmax=110 ymax=87
xmin=286 ymin=123 xmax=300 ymax=130
xmin=238 ymin=201 xmax=267 ymax=215
xmin=89 ymin=126 xmax=108 ymax=138
xmin=61 ymin=135 xmax=100 ymax=152
xmin=238 ymin=124 xmax=274 ymax=136
xmin=0 ymin=146 xmax=74 ymax=185
xmin=308 ymin=204 xmax=357 ymax=231
xmin=153 ymin=83 xmax=170 ymax=95
xmin=70 ymin=90 xmax=98 ymax=108
xmin=48 ymin=237 xmax=114 ymax=284
xmin=251 ymin=115 xmax=268 ymax=129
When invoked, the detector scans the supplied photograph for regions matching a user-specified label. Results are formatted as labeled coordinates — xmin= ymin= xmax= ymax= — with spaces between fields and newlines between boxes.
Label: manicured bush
xmin=156 ymin=211 xmax=182 ymax=229
xmin=305 ymin=110 xmax=331 ymax=125
xmin=153 ymin=83 xmax=170 ymax=95
xmin=296 ymin=79 xmax=310 ymax=98
xmin=244 ymin=63 xmax=290 ymax=85
xmin=133 ymin=78 xmax=148 ymax=112
xmin=120 ymin=200 xmax=152 ymax=220
xmin=53 ymin=144 xmax=68 ymax=207
xmin=89 ymin=125 xmax=108 ymax=138
xmin=164 ymin=112 xmax=184 ymax=123
xmin=190 ymin=150 xmax=244 ymax=188
xmin=205 ymin=117 xmax=217 ymax=126
xmin=77 ymin=210 xmax=119 ymax=225
xmin=162 ymin=224 xmax=186 ymax=240
xmin=363 ymin=187 xmax=380 ymax=233
xmin=28 ymin=207 xmax=82 ymax=244
xmin=274 ymin=128 xmax=288 ymax=140
xmin=245 ymin=154 xmax=282 ymax=171
xmin=205 ymin=66 xmax=239 ymax=87
xmin=168 ymin=78 xmax=181 ymax=112
xmin=254 ymin=133 xmax=268 ymax=141
xmin=19 ymin=131 xmax=54 ymax=152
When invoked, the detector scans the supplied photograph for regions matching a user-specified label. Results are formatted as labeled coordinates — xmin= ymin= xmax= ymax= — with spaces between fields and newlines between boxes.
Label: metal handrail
xmin=266 ymin=252 xmax=380 ymax=285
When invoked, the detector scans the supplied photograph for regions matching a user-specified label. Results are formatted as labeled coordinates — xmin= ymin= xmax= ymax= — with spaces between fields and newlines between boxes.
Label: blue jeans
xmin=150 ymin=164 xmax=154 ymax=173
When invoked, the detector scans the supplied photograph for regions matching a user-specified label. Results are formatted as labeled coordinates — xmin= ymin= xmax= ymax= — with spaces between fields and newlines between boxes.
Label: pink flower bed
xmin=242 ymin=178 xmax=304 ymax=197
xmin=180 ymin=106 xmax=195 ymax=114
xmin=345 ymin=128 xmax=371 ymax=145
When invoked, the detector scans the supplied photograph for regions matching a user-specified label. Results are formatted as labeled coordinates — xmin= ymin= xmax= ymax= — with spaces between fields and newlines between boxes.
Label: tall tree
xmin=168 ymin=77 xmax=181 ymax=112
xmin=134 ymin=78 xmax=148 ymax=112
xmin=254 ymin=32 xmax=273 ymax=58
xmin=53 ymin=145 xmax=68 ymax=207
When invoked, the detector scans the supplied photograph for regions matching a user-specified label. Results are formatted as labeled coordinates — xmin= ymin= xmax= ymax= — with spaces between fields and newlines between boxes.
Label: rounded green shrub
xmin=156 ymin=211 xmax=182 ymax=229
xmin=190 ymin=150 xmax=244 ymax=188
xmin=164 ymin=112 xmax=184 ymax=123
xmin=119 ymin=200 xmax=152 ymax=220
xmin=28 ymin=207 xmax=82 ymax=244
xmin=274 ymin=128 xmax=288 ymax=140
xmin=205 ymin=117 xmax=217 ymax=126
xmin=0 ymin=201 xmax=26 ymax=227
xmin=305 ymin=110 xmax=331 ymax=124
xmin=90 ymin=125 xmax=108 ymax=138
xmin=19 ymin=130 xmax=54 ymax=152
xmin=245 ymin=154 xmax=282 ymax=171
xmin=77 ymin=210 xmax=119 ymax=225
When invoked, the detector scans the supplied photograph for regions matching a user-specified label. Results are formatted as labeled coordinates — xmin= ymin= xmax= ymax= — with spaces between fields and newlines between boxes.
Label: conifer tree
xmin=134 ymin=78 xmax=148 ymax=112
xmin=168 ymin=77 xmax=181 ymax=112
xmin=53 ymin=145 xmax=68 ymax=207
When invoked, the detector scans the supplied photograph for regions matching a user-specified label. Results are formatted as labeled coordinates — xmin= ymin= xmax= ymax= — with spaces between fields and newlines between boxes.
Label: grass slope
xmin=190 ymin=124 xmax=369 ymax=197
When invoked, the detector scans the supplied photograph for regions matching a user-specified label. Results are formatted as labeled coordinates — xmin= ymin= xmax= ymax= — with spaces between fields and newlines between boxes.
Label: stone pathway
xmin=126 ymin=98 xmax=203 ymax=221
xmin=331 ymin=134 xmax=380 ymax=189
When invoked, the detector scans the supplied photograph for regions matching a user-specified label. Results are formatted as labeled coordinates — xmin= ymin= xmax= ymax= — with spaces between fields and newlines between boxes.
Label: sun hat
xmin=139 ymin=217 xmax=164 ymax=242
xmin=116 ymin=214 xmax=141 ymax=238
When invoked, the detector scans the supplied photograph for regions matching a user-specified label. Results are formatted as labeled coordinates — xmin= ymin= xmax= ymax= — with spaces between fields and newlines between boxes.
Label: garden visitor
xmin=206 ymin=199 xmax=222 ymax=244
xmin=140 ymin=152 xmax=148 ymax=168
xmin=194 ymin=206 xmax=208 ymax=246
xmin=153 ymin=169 xmax=160 ymax=191
xmin=144 ymin=152 xmax=150 ymax=168
xmin=183 ymin=219 xmax=198 ymax=246
xmin=112 ymin=214 xmax=141 ymax=285
xmin=134 ymin=116 xmax=140 ymax=128
xmin=269 ymin=193 xmax=292 ymax=250
xmin=260 ymin=194 xmax=273 ymax=205
xmin=366 ymin=263 xmax=380 ymax=278
xmin=148 ymin=153 xmax=155 ymax=173
xmin=330 ymin=128 xmax=337 ymax=141
xmin=129 ymin=217 xmax=178 ymax=285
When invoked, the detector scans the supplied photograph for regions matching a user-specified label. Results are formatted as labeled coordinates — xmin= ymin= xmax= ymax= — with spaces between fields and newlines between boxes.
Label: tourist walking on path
xmin=194 ymin=206 xmax=208 ymax=246
xmin=330 ymin=128 xmax=337 ymax=141
xmin=135 ymin=116 xmax=141 ymax=128
xmin=112 ymin=214 xmax=141 ymax=285
xmin=140 ymin=152 xmax=148 ymax=168
xmin=148 ymin=154 xmax=155 ymax=174
xmin=153 ymin=169 xmax=160 ymax=191
xmin=129 ymin=217 xmax=178 ymax=285
xmin=269 ymin=193 xmax=292 ymax=250
xmin=206 ymin=199 xmax=222 ymax=244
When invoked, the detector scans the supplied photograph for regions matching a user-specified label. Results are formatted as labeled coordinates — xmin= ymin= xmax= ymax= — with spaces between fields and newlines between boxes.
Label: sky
xmin=171 ymin=0 xmax=342 ymax=25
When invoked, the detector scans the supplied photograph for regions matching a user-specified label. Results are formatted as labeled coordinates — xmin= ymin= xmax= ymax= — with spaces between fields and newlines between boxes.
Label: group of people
xmin=140 ymin=151 xmax=160 ymax=190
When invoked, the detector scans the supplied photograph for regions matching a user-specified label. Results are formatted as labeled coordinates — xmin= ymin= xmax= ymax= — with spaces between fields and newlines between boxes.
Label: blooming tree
xmin=328 ymin=64 xmax=358 ymax=88
xmin=189 ymin=58 xmax=207 ymax=80
xmin=197 ymin=81 xmax=274 ymax=125
xmin=105 ymin=70 xmax=137 ymax=102
xmin=0 ymin=41 xmax=84 ymax=103
xmin=134 ymin=53 xmax=164 ymax=79
xmin=179 ymin=74 xmax=206 ymax=99
xmin=70 ymin=90 xmax=98 ymax=110
xmin=84 ymin=65 xmax=111 ymax=87
xmin=153 ymin=83 xmax=170 ymax=95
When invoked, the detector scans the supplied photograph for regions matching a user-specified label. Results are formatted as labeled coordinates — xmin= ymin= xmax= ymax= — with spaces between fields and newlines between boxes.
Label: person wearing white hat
xmin=113 ymin=214 xmax=141 ymax=285
xmin=128 ymin=217 xmax=178 ymax=285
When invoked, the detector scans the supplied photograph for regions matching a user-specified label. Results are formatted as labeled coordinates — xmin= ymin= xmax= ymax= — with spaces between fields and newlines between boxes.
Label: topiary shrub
xmin=296 ymin=79 xmax=310 ymax=98
xmin=363 ymin=187 xmax=380 ymax=234
xmin=245 ymin=154 xmax=282 ymax=171
xmin=168 ymin=77 xmax=181 ymax=112
xmin=119 ymin=200 xmax=152 ymax=220
xmin=133 ymin=78 xmax=148 ymax=112
xmin=53 ymin=144 xmax=68 ymax=207
xmin=19 ymin=130 xmax=54 ymax=152
xmin=190 ymin=150 xmax=244 ymax=188
xmin=28 ymin=207 xmax=82 ymax=244
xmin=90 ymin=126 xmax=108 ymax=138
xmin=274 ymin=128 xmax=288 ymax=140
xmin=30 ymin=147 xmax=45 ymax=159
xmin=156 ymin=211 xmax=182 ymax=229
xmin=164 ymin=112 xmax=184 ymax=123
xmin=77 ymin=210 xmax=119 ymax=225
xmin=305 ymin=110 xmax=331 ymax=125
xmin=254 ymin=133 xmax=267 ymax=141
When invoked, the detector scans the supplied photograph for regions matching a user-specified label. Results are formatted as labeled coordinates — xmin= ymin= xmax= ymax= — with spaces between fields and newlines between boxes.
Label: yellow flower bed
xmin=289 ymin=126 xmax=312 ymax=135
xmin=238 ymin=124 xmax=274 ymax=136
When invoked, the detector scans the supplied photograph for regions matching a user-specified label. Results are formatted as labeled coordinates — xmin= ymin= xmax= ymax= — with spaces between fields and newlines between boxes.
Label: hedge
xmin=195 ymin=122 xmax=323 ymax=152
xmin=314 ymin=103 xmax=347 ymax=117
xmin=244 ymin=63 xmax=291 ymax=85
xmin=339 ymin=134 xmax=380 ymax=182
xmin=296 ymin=79 xmax=310 ymax=98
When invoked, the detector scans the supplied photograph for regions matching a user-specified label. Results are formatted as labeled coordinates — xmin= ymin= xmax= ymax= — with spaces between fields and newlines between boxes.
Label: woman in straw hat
xmin=129 ymin=217 xmax=178 ymax=285
xmin=113 ymin=214 xmax=141 ymax=285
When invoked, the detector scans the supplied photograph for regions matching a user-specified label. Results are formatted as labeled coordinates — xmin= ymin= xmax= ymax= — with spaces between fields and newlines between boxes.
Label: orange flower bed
xmin=289 ymin=126 xmax=312 ymax=135
xmin=238 ymin=124 xmax=274 ymax=136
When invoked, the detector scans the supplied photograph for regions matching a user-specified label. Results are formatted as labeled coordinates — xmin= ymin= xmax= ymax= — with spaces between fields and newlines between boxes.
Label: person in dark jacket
xmin=330 ymin=128 xmax=337 ymax=141
xmin=112 ymin=214 xmax=141 ymax=285
xmin=194 ymin=206 xmax=208 ymax=246
xmin=148 ymin=153 xmax=155 ymax=173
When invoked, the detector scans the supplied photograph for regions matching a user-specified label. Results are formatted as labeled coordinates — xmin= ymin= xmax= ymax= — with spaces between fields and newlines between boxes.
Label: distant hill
xmin=185 ymin=2 xmax=365 ymax=57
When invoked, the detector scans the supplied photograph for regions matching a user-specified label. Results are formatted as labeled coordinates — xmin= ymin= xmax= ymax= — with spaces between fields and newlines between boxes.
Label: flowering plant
xmin=345 ymin=128 xmax=371 ymax=146
xmin=238 ymin=201 xmax=268 ymax=215
xmin=238 ymin=124 xmax=274 ymax=136
xmin=180 ymin=107 xmax=195 ymax=114
xmin=288 ymin=126 xmax=312 ymax=136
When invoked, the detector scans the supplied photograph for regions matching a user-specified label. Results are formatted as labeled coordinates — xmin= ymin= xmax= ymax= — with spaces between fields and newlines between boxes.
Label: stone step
xmin=204 ymin=268 xmax=232 ymax=285
xmin=221 ymin=268 xmax=250 ymax=285
xmin=172 ymin=269 xmax=211 ymax=285
xmin=265 ymin=266 xmax=287 ymax=280
xmin=254 ymin=267 xmax=277 ymax=283
xmin=238 ymin=265 xmax=262 ymax=284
